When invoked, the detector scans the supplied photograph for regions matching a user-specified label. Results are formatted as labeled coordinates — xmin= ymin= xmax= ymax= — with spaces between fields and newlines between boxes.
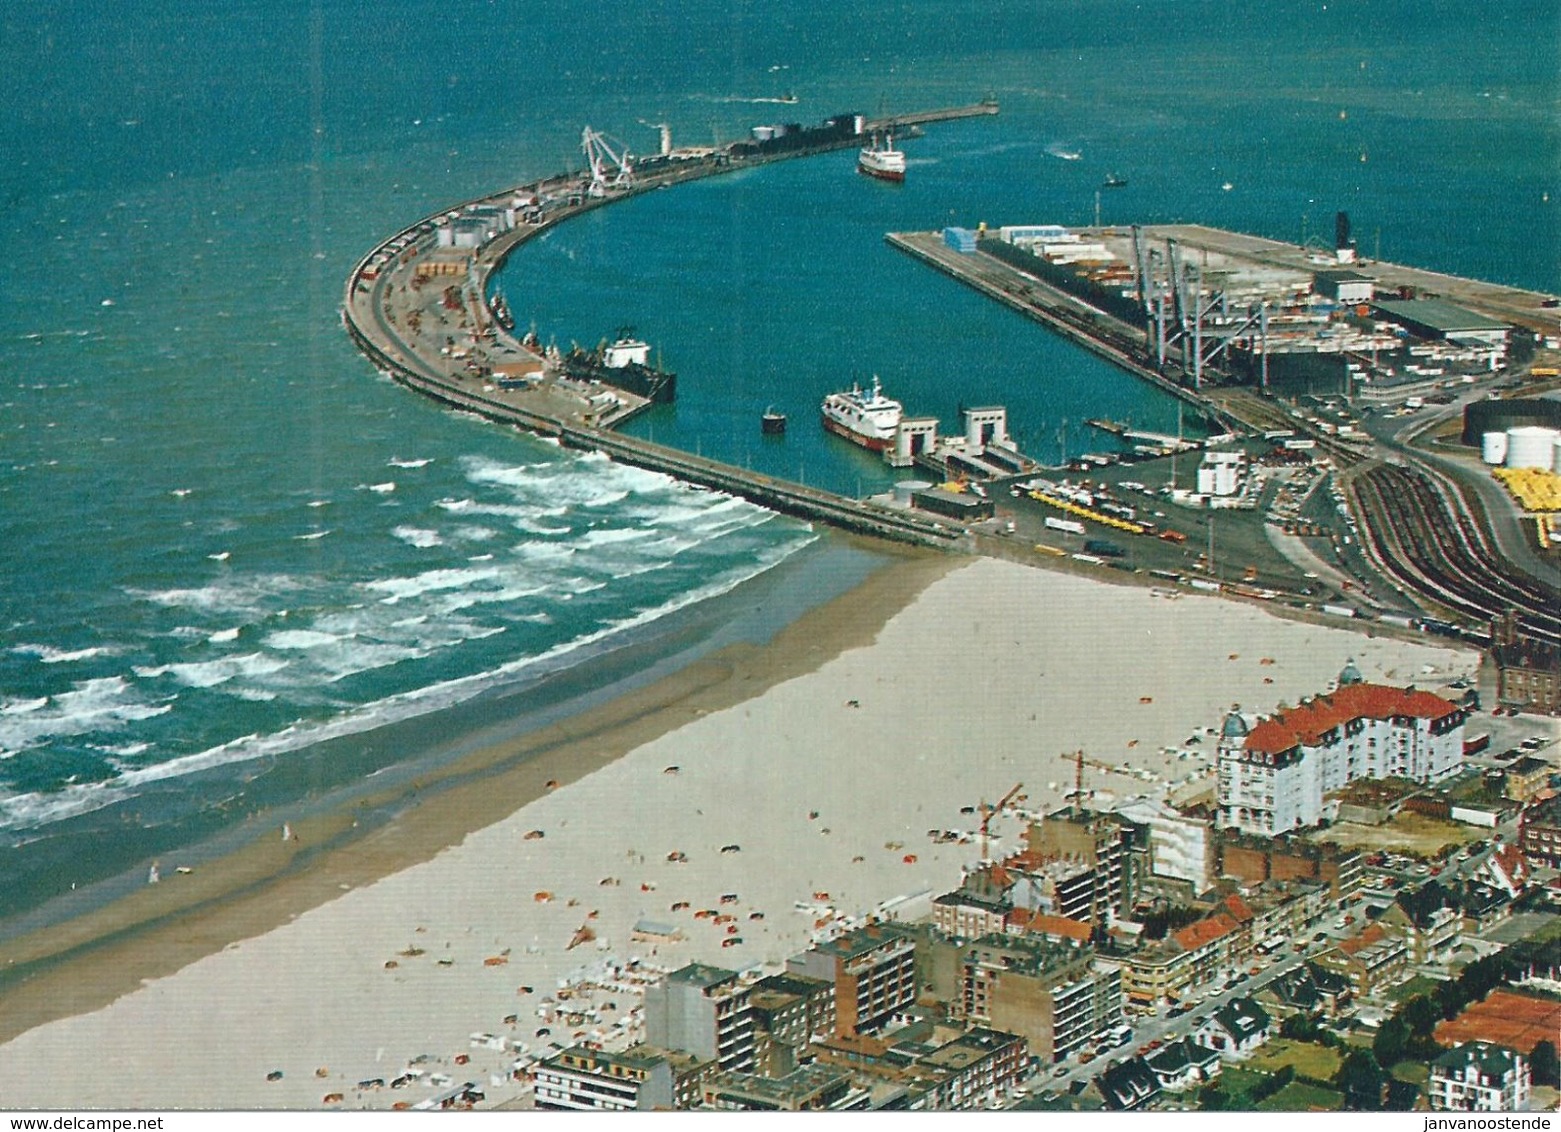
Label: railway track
xmin=1349 ymin=462 xmax=1560 ymax=645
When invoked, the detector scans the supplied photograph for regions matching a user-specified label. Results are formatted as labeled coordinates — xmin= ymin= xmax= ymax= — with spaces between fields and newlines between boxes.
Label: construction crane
xmin=978 ymin=782 xmax=1025 ymax=863
xmin=581 ymin=126 xmax=633 ymax=197
xmin=1060 ymin=749 xmax=1117 ymax=803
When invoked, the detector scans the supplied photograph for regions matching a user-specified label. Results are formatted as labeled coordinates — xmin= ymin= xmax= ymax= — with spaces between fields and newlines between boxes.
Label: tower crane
xmin=978 ymin=782 xmax=1025 ymax=863
xmin=1060 ymin=749 xmax=1115 ymax=803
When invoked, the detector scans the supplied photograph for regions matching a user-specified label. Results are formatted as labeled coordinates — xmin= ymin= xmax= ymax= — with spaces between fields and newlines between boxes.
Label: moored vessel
xmin=857 ymin=134 xmax=906 ymax=182
xmin=561 ymin=328 xmax=676 ymax=402
xmin=821 ymin=377 xmax=902 ymax=451
xmin=761 ymin=406 xmax=787 ymax=435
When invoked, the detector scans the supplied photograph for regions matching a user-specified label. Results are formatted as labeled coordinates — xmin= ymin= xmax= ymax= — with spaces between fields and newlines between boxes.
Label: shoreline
xmin=0 ymin=536 xmax=958 ymax=1048
xmin=0 ymin=552 xmax=1479 ymax=1108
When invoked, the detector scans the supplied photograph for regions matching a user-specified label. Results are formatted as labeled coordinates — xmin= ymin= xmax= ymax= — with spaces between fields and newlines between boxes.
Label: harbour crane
xmin=581 ymin=126 xmax=634 ymax=197
xmin=978 ymin=782 xmax=1026 ymax=863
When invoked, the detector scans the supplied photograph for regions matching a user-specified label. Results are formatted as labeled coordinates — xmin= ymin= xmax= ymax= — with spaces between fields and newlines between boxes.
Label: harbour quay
xmin=890 ymin=218 xmax=1561 ymax=649
xmin=889 ymin=220 xmax=1559 ymax=417
xmin=341 ymin=103 xmax=1000 ymax=550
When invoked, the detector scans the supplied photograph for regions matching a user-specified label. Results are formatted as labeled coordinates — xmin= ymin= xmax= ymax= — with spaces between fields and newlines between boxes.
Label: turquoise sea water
xmin=0 ymin=0 xmax=1556 ymax=928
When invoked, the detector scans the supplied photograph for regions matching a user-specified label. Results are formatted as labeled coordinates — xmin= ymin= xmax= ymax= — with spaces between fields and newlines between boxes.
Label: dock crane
xmin=581 ymin=126 xmax=634 ymax=197
xmin=978 ymin=782 xmax=1026 ymax=863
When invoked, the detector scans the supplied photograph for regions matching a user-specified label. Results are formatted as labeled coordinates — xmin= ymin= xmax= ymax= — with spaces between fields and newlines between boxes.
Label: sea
xmin=1 ymin=0 xmax=1556 ymax=933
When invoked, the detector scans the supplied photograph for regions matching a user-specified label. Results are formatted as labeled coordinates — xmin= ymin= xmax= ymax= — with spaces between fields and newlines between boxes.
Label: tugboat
xmin=820 ymin=376 xmax=902 ymax=451
xmin=857 ymin=133 xmax=906 ymax=183
xmin=761 ymin=406 xmax=787 ymax=435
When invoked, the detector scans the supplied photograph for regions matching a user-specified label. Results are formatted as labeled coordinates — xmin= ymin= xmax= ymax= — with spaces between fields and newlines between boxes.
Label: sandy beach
xmin=0 ymin=556 xmax=1476 ymax=1109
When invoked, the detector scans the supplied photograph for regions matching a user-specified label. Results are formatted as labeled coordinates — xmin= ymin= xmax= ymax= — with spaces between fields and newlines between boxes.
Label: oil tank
xmin=1506 ymin=425 xmax=1559 ymax=470
xmin=1481 ymin=431 xmax=1509 ymax=465
xmin=1462 ymin=397 xmax=1561 ymax=445
xmin=893 ymin=480 xmax=933 ymax=506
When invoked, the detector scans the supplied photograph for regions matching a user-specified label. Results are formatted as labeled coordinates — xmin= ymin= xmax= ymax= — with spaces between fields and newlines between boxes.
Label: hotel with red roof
xmin=1216 ymin=662 xmax=1466 ymax=836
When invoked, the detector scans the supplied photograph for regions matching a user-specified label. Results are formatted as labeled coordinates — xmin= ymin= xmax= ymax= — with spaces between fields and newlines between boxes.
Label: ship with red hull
xmin=857 ymin=134 xmax=906 ymax=182
xmin=820 ymin=377 xmax=902 ymax=451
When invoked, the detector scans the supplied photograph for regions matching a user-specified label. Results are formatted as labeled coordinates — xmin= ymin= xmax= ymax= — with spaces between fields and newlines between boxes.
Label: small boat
xmin=761 ymin=407 xmax=787 ymax=434
xmin=1102 ymin=172 xmax=1128 ymax=189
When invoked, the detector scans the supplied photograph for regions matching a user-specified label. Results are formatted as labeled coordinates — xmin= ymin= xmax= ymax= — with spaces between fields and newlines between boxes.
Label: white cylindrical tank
xmin=893 ymin=480 xmax=932 ymax=506
xmin=1482 ymin=431 xmax=1509 ymax=465
xmin=1506 ymin=426 xmax=1559 ymax=470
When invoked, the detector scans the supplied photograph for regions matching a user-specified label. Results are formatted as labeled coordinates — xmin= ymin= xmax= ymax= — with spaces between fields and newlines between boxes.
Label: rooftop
xmin=1394 ymin=880 xmax=1458 ymax=929
xmin=966 ymin=932 xmax=1087 ymax=977
xmin=1171 ymin=911 xmax=1239 ymax=953
xmin=1372 ymin=298 xmax=1510 ymax=334
xmin=1008 ymin=909 xmax=1092 ymax=943
xmin=666 ymin=962 xmax=740 ymax=990
xmin=1432 ymin=1040 xmax=1522 ymax=1080
xmin=1097 ymin=1058 xmax=1161 ymax=1110
xmin=1492 ymin=638 xmax=1561 ymax=673
xmin=1244 ymin=683 xmax=1462 ymax=757
xmin=1209 ymin=996 xmax=1270 ymax=1041
xmin=919 ymin=1028 xmax=1022 ymax=1072
xmin=807 ymin=922 xmax=912 ymax=961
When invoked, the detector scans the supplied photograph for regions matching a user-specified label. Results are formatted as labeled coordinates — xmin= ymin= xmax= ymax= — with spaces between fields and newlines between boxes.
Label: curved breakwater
xmin=339 ymin=106 xmax=1003 ymax=550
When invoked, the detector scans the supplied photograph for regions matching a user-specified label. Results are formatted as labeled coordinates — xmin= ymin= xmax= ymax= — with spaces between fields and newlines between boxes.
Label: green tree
xmin=1199 ymin=1082 xmax=1229 ymax=1111
xmin=1279 ymin=1013 xmax=1323 ymax=1042
xmin=1372 ymin=1015 xmax=1410 ymax=1067
xmin=1402 ymin=993 xmax=1441 ymax=1036
xmin=1335 ymin=1050 xmax=1385 ymax=1111
xmin=1532 ymin=1039 xmax=1560 ymax=1089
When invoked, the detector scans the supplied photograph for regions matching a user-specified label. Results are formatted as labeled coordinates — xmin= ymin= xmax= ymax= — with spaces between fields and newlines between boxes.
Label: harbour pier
xmin=884 ymin=230 xmax=1220 ymax=415
xmin=343 ymin=104 xmax=1002 ymax=549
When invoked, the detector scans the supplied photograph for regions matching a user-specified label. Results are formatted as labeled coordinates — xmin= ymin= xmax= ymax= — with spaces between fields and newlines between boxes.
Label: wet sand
xmin=0 ymin=546 xmax=955 ymax=1048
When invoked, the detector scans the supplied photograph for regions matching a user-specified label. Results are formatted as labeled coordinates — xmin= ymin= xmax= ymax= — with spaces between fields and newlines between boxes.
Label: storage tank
xmin=893 ymin=480 xmax=933 ymax=507
xmin=1481 ymin=431 xmax=1509 ymax=465
xmin=1463 ymin=397 xmax=1561 ymax=445
xmin=1506 ymin=426 xmax=1559 ymax=470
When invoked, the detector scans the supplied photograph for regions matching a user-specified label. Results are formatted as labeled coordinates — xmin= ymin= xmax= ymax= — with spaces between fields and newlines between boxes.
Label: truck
xmin=1084 ymin=539 xmax=1124 ymax=558
xmin=1044 ymin=516 xmax=1086 ymax=535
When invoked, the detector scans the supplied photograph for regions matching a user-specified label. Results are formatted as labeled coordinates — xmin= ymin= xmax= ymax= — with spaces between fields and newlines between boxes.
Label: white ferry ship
xmin=857 ymin=134 xmax=906 ymax=182
xmin=820 ymin=377 xmax=902 ymax=451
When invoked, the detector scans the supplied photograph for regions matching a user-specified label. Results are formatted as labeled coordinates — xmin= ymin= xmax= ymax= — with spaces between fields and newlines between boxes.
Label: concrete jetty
xmin=342 ymin=104 xmax=1001 ymax=549
xmin=884 ymin=230 xmax=1221 ymax=415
